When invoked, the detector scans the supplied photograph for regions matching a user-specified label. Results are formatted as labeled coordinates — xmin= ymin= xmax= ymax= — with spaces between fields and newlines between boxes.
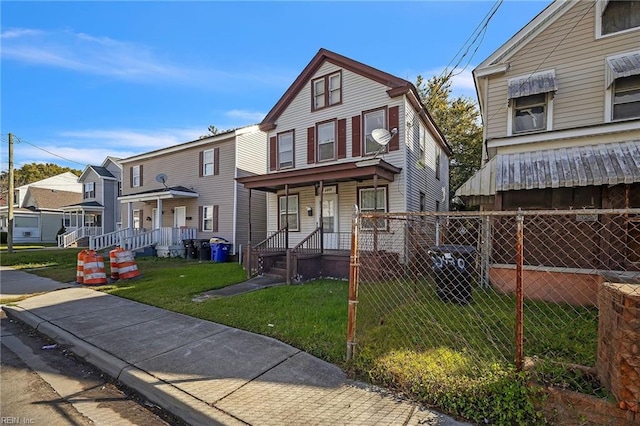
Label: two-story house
xmin=59 ymin=157 xmax=123 ymax=247
xmin=116 ymin=125 xmax=267 ymax=258
xmin=453 ymin=0 xmax=639 ymax=298
xmin=456 ymin=0 xmax=639 ymax=212
xmin=238 ymin=48 xmax=450 ymax=283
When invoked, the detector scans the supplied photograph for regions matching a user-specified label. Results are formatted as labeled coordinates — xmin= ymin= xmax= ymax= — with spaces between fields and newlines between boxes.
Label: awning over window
xmin=507 ymin=70 xmax=557 ymax=99
xmin=605 ymin=51 xmax=640 ymax=88
xmin=455 ymin=140 xmax=640 ymax=196
xmin=496 ymin=140 xmax=640 ymax=191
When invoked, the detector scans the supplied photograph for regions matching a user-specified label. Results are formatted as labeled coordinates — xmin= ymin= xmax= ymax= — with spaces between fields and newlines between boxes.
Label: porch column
xmin=127 ymin=202 xmax=133 ymax=231
xmin=285 ymin=184 xmax=289 ymax=249
xmin=247 ymin=189 xmax=252 ymax=279
xmin=157 ymin=198 xmax=163 ymax=229
xmin=373 ymin=174 xmax=378 ymax=252
xmin=319 ymin=180 xmax=324 ymax=253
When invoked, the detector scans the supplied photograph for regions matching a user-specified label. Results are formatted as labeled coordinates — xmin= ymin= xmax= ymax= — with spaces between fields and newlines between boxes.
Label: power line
xmin=12 ymin=135 xmax=87 ymax=167
xmin=485 ymin=1 xmax=596 ymax=126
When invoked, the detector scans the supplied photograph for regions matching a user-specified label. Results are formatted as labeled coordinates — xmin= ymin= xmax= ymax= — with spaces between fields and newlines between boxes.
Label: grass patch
xmin=1 ymin=249 xmax=605 ymax=424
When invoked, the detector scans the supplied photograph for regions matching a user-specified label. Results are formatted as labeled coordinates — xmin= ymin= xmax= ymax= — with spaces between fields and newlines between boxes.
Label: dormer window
xmin=507 ymin=70 xmax=557 ymax=135
xmin=312 ymin=71 xmax=342 ymax=111
xmin=598 ymin=0 xmax=640 ymax=37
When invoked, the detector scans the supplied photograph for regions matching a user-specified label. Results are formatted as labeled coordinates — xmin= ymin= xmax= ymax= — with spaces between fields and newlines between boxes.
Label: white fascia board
xmin=487 ymin=121 xmax=640 ymax=149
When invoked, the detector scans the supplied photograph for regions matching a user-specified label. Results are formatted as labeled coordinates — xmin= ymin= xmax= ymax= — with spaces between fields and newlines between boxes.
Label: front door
xmin=317 ymin=194 xmax=338 ymax=249
xmin=174 ymin=206 xmax=186 ymax=227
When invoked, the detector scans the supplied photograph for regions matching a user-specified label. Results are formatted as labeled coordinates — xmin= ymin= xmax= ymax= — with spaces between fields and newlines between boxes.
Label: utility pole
xmin=8 ymin=133 xmax=14 ymax=253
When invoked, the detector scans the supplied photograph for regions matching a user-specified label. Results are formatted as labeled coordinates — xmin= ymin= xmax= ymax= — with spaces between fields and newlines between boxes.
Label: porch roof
xmin=455 ymin=140 xmax=640 ymax=197
xmin=61 ymin=201 xmax=105 ymax=212
xmin=236 ymin=158 xmax=402 ymax=192
xmin=119 ymin=186 xmax=199 ymax=203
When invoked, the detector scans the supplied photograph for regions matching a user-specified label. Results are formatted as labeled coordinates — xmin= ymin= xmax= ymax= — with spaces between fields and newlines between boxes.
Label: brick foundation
xmin=598 ymin=283 xmax=640 ymax=414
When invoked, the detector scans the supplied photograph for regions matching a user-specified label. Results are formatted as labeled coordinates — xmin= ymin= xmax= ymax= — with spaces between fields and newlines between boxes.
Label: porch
xmin=237 ymin=158 xmax=401 ymax=283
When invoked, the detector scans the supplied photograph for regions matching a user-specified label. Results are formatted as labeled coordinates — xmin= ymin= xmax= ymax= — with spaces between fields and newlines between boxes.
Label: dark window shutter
xmin=213 ymin=205 xmax=219 ymax=233
xmin=139 ymin=165 xmax=144 ymax=186
xmin=214 ymin=147 xmax=220 ymax=176
xmin=351 ymin=115 xmax=361 ymax=157
xmin=337 ymin=119 xmax=346 ymax=159
xmin=307 ymin=127 xmax=315 ymax=164
xmin=389 ymin=106 xmax=400 ymax=151
xmin=199 ymin=152 xmax=203 ymax=177
xmin=129 ymin=167 xmax=133 ymax=188
xmin=269 ymin=136 xmax=277 ymax=171
xmin=198 ymin=206 xmax=203 ymax=231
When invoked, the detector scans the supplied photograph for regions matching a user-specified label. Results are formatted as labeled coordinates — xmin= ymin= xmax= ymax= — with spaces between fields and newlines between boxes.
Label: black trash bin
xmin=428 ymin=245 xmax=476 ymax=305
xmin=185 ymin=240 xmax=198 ymax=260
xmin=199 ymin=240 xmax=211 ymax=261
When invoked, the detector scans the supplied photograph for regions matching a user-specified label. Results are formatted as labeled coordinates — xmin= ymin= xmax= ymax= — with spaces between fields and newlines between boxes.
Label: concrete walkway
xmin=1 ymin=270 xmax=467 ymax=425
xmin=0 ymin=265 xmax=78 ymax=300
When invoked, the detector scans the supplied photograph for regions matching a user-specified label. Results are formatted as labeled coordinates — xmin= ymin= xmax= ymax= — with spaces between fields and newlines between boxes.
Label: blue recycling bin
xmin=210 ymin=237 xmax=230 ymax=262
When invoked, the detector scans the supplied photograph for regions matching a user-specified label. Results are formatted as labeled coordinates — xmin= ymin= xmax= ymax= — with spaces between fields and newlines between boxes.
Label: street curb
xmin=2 ymin=305 xmax=243 ymax=426
xmin=1 ymin=305 xmax=46 ymax=330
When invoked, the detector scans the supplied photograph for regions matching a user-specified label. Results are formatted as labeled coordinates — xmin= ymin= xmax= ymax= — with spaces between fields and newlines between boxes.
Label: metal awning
xmin=507 ymin=70 xmax=557 ymax=99
xmin=454 ymin=157 xmax=497 ymax=197
xmin=456 ymin=140 xmax=640 ymax=196
xmin=606 ymin=51 xmax=640 ymax=88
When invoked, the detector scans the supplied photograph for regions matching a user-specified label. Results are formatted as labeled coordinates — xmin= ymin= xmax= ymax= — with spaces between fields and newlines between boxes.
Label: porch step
xmin=267 ymin=266 xmax=287 ymax=278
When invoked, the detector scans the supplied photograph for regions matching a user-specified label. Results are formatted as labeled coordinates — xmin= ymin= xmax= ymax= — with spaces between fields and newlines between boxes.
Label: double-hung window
xmin=278 ymin=194 xmax=299 ymax=231
xmin=84 ymin=182 xmax=95 ymax=199
xmin=613 ymin=75 xmax=640 ymax=120
xmin=278 ymin=131 xmax=294 ymax=169
xmin=359 ymin=187 xmax=387 ymax=230
xmin=606 ymin=51 xmax=640 ymax=121
xmin=364 ymin=108 xmax=386 ymax=155
xmin=507 ymin=70 xmax=556 ymax=135
xmin=419 ymin=124 xmax=426 ymax=164
xmin=202 ymin=205 xmax=218 ymax=232
xmin=203 ymin=149 xmax=214 ymax=176
xmin=132 ymin=165 xmax=141 ymax=187
xmin=317 ymin=121 xmax=336 ymax=162
xmin=312 ymin=71 xmax=341 ymax=110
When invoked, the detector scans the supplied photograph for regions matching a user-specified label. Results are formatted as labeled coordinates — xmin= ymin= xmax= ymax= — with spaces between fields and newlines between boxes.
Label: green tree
xmin=416 ymin=74 xmax=483 ymax=204
xmin=0 ymin=163 xmax=81 ymax=204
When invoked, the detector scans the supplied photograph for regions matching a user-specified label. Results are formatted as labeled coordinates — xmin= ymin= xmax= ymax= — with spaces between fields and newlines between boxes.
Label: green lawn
xmin=1 ymin=249 xmax=604 ymax=425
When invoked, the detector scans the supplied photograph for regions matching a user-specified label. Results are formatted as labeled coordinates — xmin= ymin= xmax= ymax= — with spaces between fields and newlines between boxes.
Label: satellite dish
xmin=155 ymin=173 xmax=168 ymax=188
xmin=371 ymin=128 xmax=398 ymax=147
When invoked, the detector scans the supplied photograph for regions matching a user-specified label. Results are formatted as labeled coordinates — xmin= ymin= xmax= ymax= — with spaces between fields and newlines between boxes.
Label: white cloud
xmin=1 ymin=27 xmax=294 ymax=90
xmin=224 ymin=110 xmax=266 ymax=124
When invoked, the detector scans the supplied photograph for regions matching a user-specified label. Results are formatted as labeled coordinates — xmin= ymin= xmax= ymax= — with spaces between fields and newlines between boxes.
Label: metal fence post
xmin=515 ymin=210 xmax=524 ymax=371
xmin=347 ymin=205 xmax=360 ymax=362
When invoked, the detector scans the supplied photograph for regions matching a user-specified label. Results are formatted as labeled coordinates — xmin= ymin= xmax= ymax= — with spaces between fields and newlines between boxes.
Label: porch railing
xmin=89 ymin=227 xmax=197 ymax=252
xmin=291 ymin=226 xmax=322 ymax=255
xmin=58 ymin=226 xmax=103 ymax=248
xmin=122 ymin=229 xmax=160 ymax=252
xmin=253 ymin=226 xmax=288 ymax=252
xmin=323 ymin=232 xmax=352 ymax=251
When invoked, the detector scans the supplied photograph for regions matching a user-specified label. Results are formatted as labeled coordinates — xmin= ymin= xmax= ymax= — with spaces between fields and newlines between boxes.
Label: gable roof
xmin=475 ymin=0 xmax=570 ymax=71
xmin=16 ymin=171 xmax=81 ymax=192
xmin=260 ymin=48 xmax=449 ymax=153
xmin=80 ymin=165 xmax=117 ymax=181
xmin=24 ymin=187 xmax=82 ymax=210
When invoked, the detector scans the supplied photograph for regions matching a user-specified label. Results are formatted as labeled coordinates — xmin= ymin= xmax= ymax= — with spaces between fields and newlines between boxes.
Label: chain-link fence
xmin=348 ymin=208 xmax=640 ymax=407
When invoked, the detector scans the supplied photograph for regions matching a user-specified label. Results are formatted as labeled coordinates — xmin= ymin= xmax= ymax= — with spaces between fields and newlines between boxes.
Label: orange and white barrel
xmin=109 ymin=247 xmax=122 ymax=280
xmin=83 ymin=251 xmax=107 ymax=286
xmin=116 ymin=250 xmax=140 ymax=280
xmin=76 ymin=250 xmax=88 ymax=284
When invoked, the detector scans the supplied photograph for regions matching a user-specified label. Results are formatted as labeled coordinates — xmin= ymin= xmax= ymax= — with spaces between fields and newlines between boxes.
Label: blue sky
xmin=1 ymin=0 xmax=551 ymax=172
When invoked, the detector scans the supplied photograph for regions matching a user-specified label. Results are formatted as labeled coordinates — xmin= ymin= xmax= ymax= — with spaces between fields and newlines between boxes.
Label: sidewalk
xmin=1 ymin=270 xmax=468 ymax=425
